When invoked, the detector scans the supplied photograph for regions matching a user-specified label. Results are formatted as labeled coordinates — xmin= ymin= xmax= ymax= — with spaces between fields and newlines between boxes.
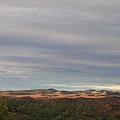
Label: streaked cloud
xmin=50 ymin=84 xmax=120 ymax=91
xmin=0 ymin=0 xmax=120 ymax=90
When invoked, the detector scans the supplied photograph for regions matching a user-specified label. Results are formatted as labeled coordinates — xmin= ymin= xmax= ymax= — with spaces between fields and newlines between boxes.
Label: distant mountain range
xmin=0 ymin=89 xmax=120 ymax=99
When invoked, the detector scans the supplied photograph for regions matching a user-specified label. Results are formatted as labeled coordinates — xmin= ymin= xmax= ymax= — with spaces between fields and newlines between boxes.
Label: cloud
xmin=0 ymin=0 xmax=120 ymax=90
xmin=73 ymin=85 xmax=120 ymax=91
xmin=48 ymin=84 xmax=120 ymax=91
xmin=0 ymin=5 xmax=120 ymax=26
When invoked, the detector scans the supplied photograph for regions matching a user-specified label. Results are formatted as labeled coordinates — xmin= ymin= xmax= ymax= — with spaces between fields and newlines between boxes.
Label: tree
xmin=0 ymin=97 xmax=8 ymax=120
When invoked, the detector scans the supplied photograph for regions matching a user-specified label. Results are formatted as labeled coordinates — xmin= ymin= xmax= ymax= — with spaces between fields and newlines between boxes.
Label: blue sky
xmin=0 ymin=0 xmax=120 ymax=91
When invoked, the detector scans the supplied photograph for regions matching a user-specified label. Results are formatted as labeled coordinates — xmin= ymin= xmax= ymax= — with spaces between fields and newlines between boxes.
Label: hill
xmin=0 ymin=89 xmax=120 ymax=99
xmin=1 ymin=96 xmax=120 ymax=120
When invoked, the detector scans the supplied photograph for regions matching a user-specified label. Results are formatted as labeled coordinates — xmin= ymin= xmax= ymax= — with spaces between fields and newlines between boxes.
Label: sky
xmin=0 ymin=0 xmax=120 ymax=91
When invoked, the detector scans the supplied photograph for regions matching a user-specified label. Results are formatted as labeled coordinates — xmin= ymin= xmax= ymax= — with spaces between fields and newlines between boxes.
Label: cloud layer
xmin=0 ymin=0 xmax=120 ymax=90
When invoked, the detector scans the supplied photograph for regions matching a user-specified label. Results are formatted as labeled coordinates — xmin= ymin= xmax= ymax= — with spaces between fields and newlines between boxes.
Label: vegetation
xmin=0 ymin=97 xmax=120 ymax=120
xmin=0 ymin=97 xmax=8 ymax=120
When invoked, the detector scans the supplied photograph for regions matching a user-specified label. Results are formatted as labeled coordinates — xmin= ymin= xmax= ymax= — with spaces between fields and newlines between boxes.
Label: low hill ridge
xmin=0 ymin=89 xmax=120 ymax=99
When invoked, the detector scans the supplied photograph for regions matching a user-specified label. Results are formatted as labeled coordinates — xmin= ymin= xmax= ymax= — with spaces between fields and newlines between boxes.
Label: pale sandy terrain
xmin=0 ymin=89 xmax=119 ymax=99
xmin=0 ymin=92 xmax=105 ymax=99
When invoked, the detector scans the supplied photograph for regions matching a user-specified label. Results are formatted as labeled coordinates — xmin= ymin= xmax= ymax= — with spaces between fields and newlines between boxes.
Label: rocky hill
xmin=0 ymin=89 xmax=120 ymax=99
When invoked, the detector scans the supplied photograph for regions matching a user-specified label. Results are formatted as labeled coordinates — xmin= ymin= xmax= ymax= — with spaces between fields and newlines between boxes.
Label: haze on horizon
xmin=0 ymin=0 xmax=120 ymax=91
